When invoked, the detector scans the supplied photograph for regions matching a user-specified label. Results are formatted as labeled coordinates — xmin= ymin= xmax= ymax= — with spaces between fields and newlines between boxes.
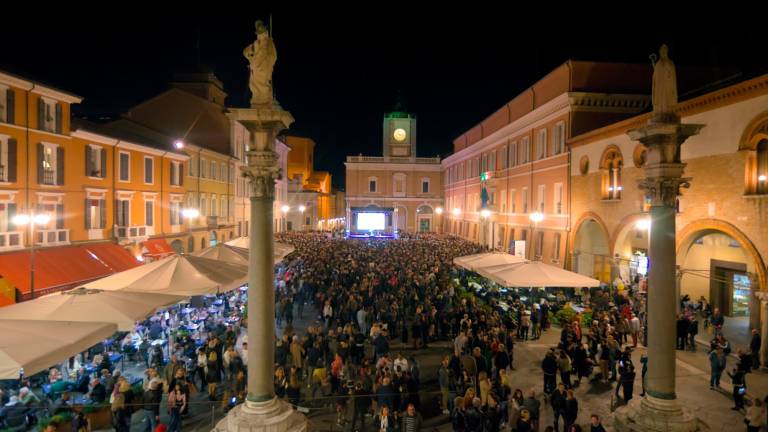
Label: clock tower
xmin=382 ymin=97 xmax=417 ymax=158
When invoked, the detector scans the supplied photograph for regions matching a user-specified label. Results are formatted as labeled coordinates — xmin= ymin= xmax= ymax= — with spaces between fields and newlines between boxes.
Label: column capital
xmin=638 ymin=175 xmax=691 ymax=207
xmin=242 ymin=150 xmax=280 ymax=200
xmin=755 ymin=291 xmax=768 ymax=304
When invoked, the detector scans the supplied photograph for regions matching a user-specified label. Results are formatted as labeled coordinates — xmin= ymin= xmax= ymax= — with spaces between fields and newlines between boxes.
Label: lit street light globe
xmin=480 ymin=209 xmax=491 ymax=219
xmin=435 ymin=207 xmax=444 ymax=215
xmin=452 ymin=208 xmax=461 ymax=216
xmin=281 ymin=205 xmax=290 ymax=213
xmin=529 ymin=211 xmax=544 ymax=223
xmin=299 ymin=205 xmax=306 ymax=212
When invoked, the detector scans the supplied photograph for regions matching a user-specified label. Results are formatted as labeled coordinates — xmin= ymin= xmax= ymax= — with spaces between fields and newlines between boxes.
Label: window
xmin=511 ymin=189 xmax=517 ymax=213
xmin=85 ymin=199 xmax=106 ymax=229
xmin=221 ymin=198 xmax=226 ymax=218
xmin=536 ymin=231 xmax=544 ymax=258
xmin=200 ymin=158 xmax=207 ymax=178
xmin=482 ymin=154 xmax=488 ymax=172
xmin=553 ymin=122 xmax=565 ymax=155
xmin=116 ymin=199 xmax=130 ymax=226
xmin=170 ymin=161 xmax=182 ymax=186
xmin=38 ymin=143 xmax=61 ymax=185
xmin=489 ymin=151 xmax=496 ymax=171
xmin=210 ymin=160 xmax=217 ymax=181
xmin=368 ymin=177 xmax=377 ymax=193
xmin=211 ymin=195 xmax=217 ymax=216
xmin=522 ymin=137 xmax=531 ymax=163
xmin=189 ymin=156 xmax=197 ymax=177
xmin=85 ymin=145 xmax=105 ymax=178
xmin=509 ymin=142 xmax=517 ymax=167
xmin=144 ymin=156 xmax=154 ymax=184
xmin=553 ymin=233 xmax=561 ymax=261
xmin=537 ymin=129 xmax=547 ymax=159
xmin=229 ymin=164 xmax=235 ymax=183
xmin=0 ymin=86 xmax=14 ymax=124
xmin=220 ymin=163 xmax=227 ymax=182
xmin=230 ymin=197 xmax=235 ymax=219
xmin=537 ymin=184 xmax=545 ymax=212
xmin=757 ymin=140 xmax=768 ymax=195
xmin=601 ymin=146 xmax=623 ymax=200
xmin=500 ymin=190 xmax=506 ymax=212
xmin=170 ymin=202 xmax=181 ymax=226
xmin=522 ymin=187 xmax=529 ymax=213
xmin=421 ymin=178 xmax=430 ymax=194
xmin=200 ymin=195 xmax=207 ymax=216
xmin=119 ymin=152 xmax=130 ymax=182
xmin=145 ymin=200 xmax=154 ymax=226
xmin=393 ymin=173 xmax=405 ymax=196
xmin=37 ymin=98 xmax=60 ymax=133
xmin=500 ymin=146 xmax=507 ymax=169
xmin=554 ymin=183 xmax=564 ymax=214
xmin=0 ymin=135 xmax=18 ymax=183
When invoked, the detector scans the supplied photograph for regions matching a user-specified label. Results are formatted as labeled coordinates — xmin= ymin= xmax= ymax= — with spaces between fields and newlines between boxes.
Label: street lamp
xmin=452 ymin=208 xmax=461 ymax=216
xmin=174 ymin=140 xmax=185 ymax=150
xmin=635 ymin=218 xmax=651 ymax=231
xmin=299 ymin=205 xmax=306 ymax=231
xmin=435 ymin=207 xmax=443 ymax=234
xmin=529 ymin=211 xmax=544 ymax=260
xmin=182 ymin=208 xmax=200 ymax=219
xmin=12 ymin=213 xmax=51 ymax=300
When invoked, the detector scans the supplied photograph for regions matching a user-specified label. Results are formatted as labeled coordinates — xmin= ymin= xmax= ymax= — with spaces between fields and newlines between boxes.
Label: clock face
xmin=393 ymin=128 xmax=407 ymax=142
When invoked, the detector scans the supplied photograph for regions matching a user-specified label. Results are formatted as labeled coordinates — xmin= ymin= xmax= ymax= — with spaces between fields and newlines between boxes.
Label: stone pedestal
xmin=613 ymin=116 xmax=704 ymax=431
xmin=216 ymin=106 xmax=307 ymax=432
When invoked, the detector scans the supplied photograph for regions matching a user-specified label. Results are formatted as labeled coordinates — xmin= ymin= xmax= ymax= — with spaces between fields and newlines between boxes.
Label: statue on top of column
xmin=244 ymin=20 xmax=277 ymax=107
xmin=651 ymin=44 xmax=678 ymax=117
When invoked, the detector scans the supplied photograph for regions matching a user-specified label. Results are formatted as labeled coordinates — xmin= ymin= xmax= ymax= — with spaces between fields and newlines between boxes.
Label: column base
xmin=214 ymin=397 xmax=307 ymax=432
xmin=613 ymin=395 xmax=705 ymax=432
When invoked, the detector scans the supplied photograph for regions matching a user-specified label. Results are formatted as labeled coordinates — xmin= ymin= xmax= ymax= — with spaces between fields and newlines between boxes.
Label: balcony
xmin=41 ymin=168 xmax=56 ymax=185
xmin=206 ymin=216 xmax=219 ymax=228
xmin=0 ymin=231 xmax=24 ymax=251
xmin=115 ymin=225 xmax=149 ymax=242
xmin=346 ymin=155 xmax=441 ymax=164
xmin=35 ymin=229 xmax=69 ymax=246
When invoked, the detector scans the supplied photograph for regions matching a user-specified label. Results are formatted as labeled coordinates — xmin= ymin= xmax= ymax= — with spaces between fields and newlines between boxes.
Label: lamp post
xmin=12 ymin=213 xmax=51 ymax=300
xmin=529 ymin=211 xmax=544 ymax=260
xmin=435 ymin=207 xmax=443 ymax=234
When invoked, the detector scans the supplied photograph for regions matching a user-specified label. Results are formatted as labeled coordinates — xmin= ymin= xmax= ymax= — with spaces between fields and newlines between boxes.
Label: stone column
xmin=613 ymin=114 xmax=703 ymax=431
xmin=217 ymin=107 xmax=306 ymax=432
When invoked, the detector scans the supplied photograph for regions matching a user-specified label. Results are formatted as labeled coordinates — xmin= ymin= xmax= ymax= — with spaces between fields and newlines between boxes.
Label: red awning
xmin=142 ymin=238 xmax=176 ymax=257
xmin=0 ymin=243 xmax=138 ymax=299
xmin=83 ymin=242 xmax=141 ymax=273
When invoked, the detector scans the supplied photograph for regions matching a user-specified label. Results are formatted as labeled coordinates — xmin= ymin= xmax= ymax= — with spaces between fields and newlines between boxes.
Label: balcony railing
xmin=346 ymin=155 xmax=441 ymax=164
xmin=36 ymin=229 xmax=69 ymax=246
xmin=206 ymin=216 xmax=219 ymax=228
xmin=41 ymin=168 xmax=56 ymax=185
xmin=115 ymin=225 xmax=148 ymax=241
xmin=0 ymin=231 xmax=23 ymax=250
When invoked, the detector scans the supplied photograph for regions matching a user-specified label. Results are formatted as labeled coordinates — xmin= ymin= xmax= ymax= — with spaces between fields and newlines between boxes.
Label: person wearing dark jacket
xmin=541 ymin=350 xmax=558 ymax=395
xmin=350 ymin=382 xmax=371 ymax=432
xmin=89 ymin=379 xmax=107 ymax=404
xmin=687 ymin=317 xmax=699 ymax=352
xmin=551 ymin=383 xmax=567 ymax=431
xmin=142 ymin=380 xmax=162 ymax=432
xmin=401 ymin=403 xmax=423 ymax=432
xmin=750 ymin=329 xmax=761 ymax=370
xmin=590 ymin=414 xmax=607 ymax=432
xmin=374 ymin=406 xmax=396 ymax=432
xmin=564 ymin=390 xmax=579 ymax=432
xmin=728 ymin=367 xmax=746 ymax=410
xmin=464 ymin=398 xmax=483 ymax=432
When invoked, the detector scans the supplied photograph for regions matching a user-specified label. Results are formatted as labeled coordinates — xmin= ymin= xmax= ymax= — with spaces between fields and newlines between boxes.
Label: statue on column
xmin=651 ymin=44 xmax=678 ymax=117
xmin=244 ymin=20 xmax=277 ymax=106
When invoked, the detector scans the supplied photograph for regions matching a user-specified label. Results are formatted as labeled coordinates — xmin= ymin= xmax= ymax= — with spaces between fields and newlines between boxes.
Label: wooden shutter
xmin=56 ymin=147 xmax=64 ymax=185
xmin=7 ymin=138 xmax=16 ymax=182
xmin=85 ymin=146 xmax=92 ymax=176
xmin=85 ymin=199 xmax=91 ymax=229
xmin=55 ymin=103 xmax=62 ymax=134
xmin=36 ymin=143 xmax=44 ymax=184
xmin=179 ymin=163 xmax=184 ymax=186
xmin=37 ymin=99 xmax=44 ymax=130
xmin=7 ymin=203 xmax=16 ymax=231
xmin=56 ymin=204 xmax=64 ymax=229
xmin=6 ymin=90 xmax=14 ymax=124
xmin=99 ymin=199 xmax=106 ymax=229
xmin=100 ymin=149 xmax=106 ymax=178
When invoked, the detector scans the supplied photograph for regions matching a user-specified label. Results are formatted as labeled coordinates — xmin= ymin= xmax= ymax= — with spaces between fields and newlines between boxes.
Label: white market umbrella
xmin=79 ymin=254 xmax=248 ymax=296
xmin=0 ymin=287 xmax=185 ymax=331
xmin=193 ymin=244 xmax=249 ymax=266
xmin=0 ymin=320 xmax=117 ymax=379
xmin=453 ymin=252 xmax=528 ymax=272
xmin=225 ymin=237 xmax=295 ymax=264
xmin=477 ymin=261 xmax=601 ymax=288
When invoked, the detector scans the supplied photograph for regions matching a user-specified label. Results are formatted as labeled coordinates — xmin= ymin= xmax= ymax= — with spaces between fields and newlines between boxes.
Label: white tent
xmin=193 ymin=244 xmax=249 ymax=266
xmin=0 ymin=320 xmax=117 ymax=379
xmin=79 ymin=254 xmax=248 ymax=296
xmin=225 ymin=237 xmax=295 ymax=264
xmin=476 ymin=261 xmax=601 ymax=288
xmin=0 ymin=287 xmax=185 ymax=331
xmin=453 ymin=252 xmax=528 ymax=272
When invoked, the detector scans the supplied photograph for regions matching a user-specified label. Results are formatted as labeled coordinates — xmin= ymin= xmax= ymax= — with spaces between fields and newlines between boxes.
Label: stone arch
xmin=571 ymin=212 xmax=612 ymax=281
xmin=610 ymin=212 xmax=651 ymax=258
xmin=740 ymin=110 xmax=768 ymax=194
xmin=676 ymin=219 xmax=767 ymax=294
xmin=570 ymin=211 xmax=611 ymax=256
xmin=170 ymin=239 xmax=183 ymax=253
xmin=739 ymin=109 xmax=768 ymax=151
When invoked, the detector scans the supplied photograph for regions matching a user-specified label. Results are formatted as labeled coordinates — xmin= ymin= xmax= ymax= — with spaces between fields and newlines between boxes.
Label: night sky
xmin=2 ymin=11 xmax=765 ymax=190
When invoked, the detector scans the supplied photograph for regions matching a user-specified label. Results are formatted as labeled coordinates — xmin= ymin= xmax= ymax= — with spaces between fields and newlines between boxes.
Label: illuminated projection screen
xmin=357 ymin=213 xmax=386 ymax=230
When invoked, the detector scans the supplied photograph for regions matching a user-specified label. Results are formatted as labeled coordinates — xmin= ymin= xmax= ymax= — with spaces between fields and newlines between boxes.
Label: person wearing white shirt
xmin=393 ymin=353 xmax=409 ymax=374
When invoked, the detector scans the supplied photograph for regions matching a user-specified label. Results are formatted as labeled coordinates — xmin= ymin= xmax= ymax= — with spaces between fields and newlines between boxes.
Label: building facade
xmin=442 ymin=61 xmax=653 ymax=264
xmin=569 ymin=73 xmax=768 ymax=341
xmin=345 ymin=111 xmax=443 ymax=233
xmin=283 ymin=135 xmax=334 ymax=231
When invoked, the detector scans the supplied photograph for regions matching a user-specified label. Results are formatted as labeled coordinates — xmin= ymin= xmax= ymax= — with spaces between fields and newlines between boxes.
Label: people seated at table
xmin=149 ymin=345 xmax=165 ymax=369
xmin=51 ymin=391 xmax=73 ymax=415
xmin=0 ymin=395 xmax=27 ymax=428
xmin=18 ymin=387 xmax=40 ymax=407
xmin=73 ymin=368 xmax=90 ymax=394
